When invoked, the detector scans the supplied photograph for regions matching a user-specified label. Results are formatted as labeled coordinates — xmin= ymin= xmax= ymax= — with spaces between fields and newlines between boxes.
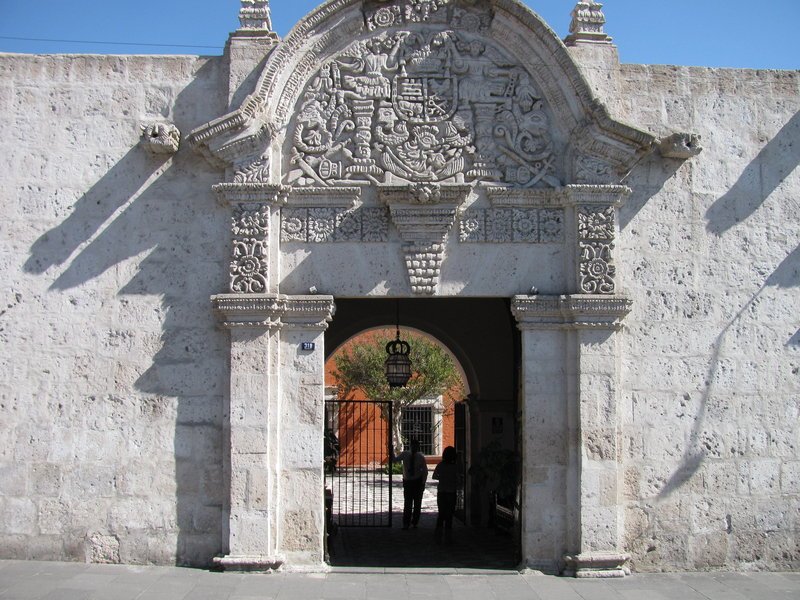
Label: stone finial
xmin=238 ymin=0 xmax=273 ymax=32
xmin=565 ymin=1 xmax=613 ymax=46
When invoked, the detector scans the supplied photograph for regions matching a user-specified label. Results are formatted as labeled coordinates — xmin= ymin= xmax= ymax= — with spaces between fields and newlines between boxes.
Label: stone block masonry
xmin=0 ymin=53 xmax=230 ymax=566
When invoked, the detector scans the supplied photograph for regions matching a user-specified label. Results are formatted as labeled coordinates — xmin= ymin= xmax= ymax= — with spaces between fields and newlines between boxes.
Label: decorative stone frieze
xmin=139 ymin=122 xmax=180 ymax=154
xmin=658 ymin=132 xmax=703 ymax=159
xmin=458 ymin=208 xmax=565 ymax=243
xmin=564 ymin=1 xmax=612 ymax=46
xmin=212 ymin=293 xmax=335 ymax=330
xmin=280 ymin=206 xmax=390 ymax=243
xmin=363 ymin=0 xmax=494 ymax=33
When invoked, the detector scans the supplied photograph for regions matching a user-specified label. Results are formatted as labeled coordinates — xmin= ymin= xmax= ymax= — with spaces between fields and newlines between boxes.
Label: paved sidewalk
xmin=1 ymin=560 xmax=799 ymax=600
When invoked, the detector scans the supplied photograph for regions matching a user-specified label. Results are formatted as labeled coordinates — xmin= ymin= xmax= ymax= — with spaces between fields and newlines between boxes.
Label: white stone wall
xmin=596 ymin=63 xmax=800 ymax=570
xmin=0 ymin=43 xmax=797 ymax=572
xmin=0 ymin=54 xmax=229 ymax=565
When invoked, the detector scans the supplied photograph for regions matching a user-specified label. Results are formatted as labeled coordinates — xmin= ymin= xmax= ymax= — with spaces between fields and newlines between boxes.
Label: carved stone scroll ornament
xmin=577 ymin=205 xmax=617 ymax=294
xmin=139 ymin=123 xmax=181 ymax=155
xmin=285 ymin=25 xmax=561 ymax=189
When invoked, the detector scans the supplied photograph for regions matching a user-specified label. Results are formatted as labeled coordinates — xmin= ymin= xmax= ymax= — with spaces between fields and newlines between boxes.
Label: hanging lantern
xmin=385 ymin=301 xmax=412 ymax=388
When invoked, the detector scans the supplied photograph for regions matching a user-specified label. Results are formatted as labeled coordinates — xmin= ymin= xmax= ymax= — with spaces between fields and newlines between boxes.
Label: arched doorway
xmin=322 ymin=298 xmax=521 ymax=569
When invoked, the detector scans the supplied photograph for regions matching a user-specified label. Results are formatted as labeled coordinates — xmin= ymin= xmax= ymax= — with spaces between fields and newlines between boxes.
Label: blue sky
xmin=0 ymin=1 xmax=797 ymax=70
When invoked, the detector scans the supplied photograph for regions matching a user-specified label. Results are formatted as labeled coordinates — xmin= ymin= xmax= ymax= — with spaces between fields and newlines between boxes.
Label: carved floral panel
xmin=577 ymin=205 xmax=617 ymax=294
xmin=459 ymin=208 xmax=564 ymax=243
xmin=281 ymin=207 xmax=390 ymax=243
xmin=230 ymin=204 xmax=271 ymax=294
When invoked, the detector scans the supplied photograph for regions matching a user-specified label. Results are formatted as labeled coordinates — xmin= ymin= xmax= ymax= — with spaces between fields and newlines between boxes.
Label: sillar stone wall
xmin=0 ymin=54 xmax=230 ymax=565
xmin=0 ymin=43 xmax=797 ymax=571
xmin=575 ymin=50 xmax=800 ymax=570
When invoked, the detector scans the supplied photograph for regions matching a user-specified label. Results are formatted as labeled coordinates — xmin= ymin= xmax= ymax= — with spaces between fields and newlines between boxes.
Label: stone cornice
xmin=213 ymin=183 xmax=290 ymax=207
xmin=511 ymin=294 xmax=632 ymax=331
xmin=485 ymin=187 xmax=568 ymax=208
xmin=212 ymin=293 xmax=335 ymax=330
xmin=562 ymin=184 xmax=631 ymax=208
xmin=287 ymin=186 xmax=361 ymax=208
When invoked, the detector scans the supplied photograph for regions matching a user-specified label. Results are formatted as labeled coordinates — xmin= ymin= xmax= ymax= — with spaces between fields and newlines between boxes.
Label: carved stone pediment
xmin=285 ymin=23 xmax=562 ymax=189
xmin=189 ymin=0 xmax=655 ymax=186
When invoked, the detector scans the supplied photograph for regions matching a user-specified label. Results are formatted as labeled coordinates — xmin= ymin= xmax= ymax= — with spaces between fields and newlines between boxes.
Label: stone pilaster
xmin=211 ymin=294 xmax=334 ymax=571
xmin=512 ymin=295 xmax=632 ymax=577
xmin=227 ymin=1 xmax=279 ymax=109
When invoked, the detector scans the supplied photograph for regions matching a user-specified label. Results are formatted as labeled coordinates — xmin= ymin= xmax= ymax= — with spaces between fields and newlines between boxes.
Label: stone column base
xmin=213 ymin=554 xmax=285 ymax=572
xmin=563 ymin=552 xmax=630 ymax=578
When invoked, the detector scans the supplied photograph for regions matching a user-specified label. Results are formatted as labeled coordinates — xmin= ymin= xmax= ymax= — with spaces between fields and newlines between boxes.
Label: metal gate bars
xmin=324 ymin=400 xmax=393 ymax=527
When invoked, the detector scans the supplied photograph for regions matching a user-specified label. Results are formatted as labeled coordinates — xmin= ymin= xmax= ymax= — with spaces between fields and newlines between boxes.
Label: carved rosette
xmin=577 ymin=205 xmax=616 ymax=294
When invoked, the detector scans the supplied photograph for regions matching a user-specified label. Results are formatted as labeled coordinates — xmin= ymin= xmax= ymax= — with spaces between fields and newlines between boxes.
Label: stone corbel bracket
xmin=379 ymin=184 xmax=471 ymax=295
xmin=212 ymin=293 xmax=335 ymax=330
xmin=139 ymin=122 xmax=181 ymax=155
xmin=658 ymin=132 xmax=703 ymax=159
xmin=511 ymin=294 xmax=633 ymax=331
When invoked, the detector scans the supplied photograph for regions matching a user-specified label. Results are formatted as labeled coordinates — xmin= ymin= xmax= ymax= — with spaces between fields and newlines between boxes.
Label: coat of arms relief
xmin=285 ymin=0 xmax=560 ymax=189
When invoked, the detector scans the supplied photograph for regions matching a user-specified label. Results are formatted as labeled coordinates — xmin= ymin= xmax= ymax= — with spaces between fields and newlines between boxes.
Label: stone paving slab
xmin=0 ymin=561 xmax=798 ymax=600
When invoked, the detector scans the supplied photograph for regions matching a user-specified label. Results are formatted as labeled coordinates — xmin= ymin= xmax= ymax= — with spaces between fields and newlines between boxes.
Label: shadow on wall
xmin=618 ymin=151 xmax=684 ymax=231
xmin=22 ymin=59 xmax=229 ymax=566
xmin=657 ymin=243 xmax=799 ymax=499
xmin=651 ymin=112 xmax=800 ymax=500
xmin=705 ymin=110 xmax=800 ymax=236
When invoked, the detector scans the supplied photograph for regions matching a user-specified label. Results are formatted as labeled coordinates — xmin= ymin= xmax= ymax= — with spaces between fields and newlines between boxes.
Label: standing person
xmin=395 ymin=439 xmax=427 ymax=530
xmin=432 ymin=446 xmax=459 ymax=544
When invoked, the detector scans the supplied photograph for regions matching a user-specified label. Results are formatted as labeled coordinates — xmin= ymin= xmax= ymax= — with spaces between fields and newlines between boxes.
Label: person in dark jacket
xmin=432 ymin=445 xmax=459 ymax=544
xmin=394 ymin=439 xmax=428 ymax=529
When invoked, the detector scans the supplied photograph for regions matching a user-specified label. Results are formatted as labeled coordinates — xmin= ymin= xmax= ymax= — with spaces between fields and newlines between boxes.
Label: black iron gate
xmin=325 ymin=400 xmax=393 ymax=527
xmin=454 ymin=401 xmax=469 ymax=523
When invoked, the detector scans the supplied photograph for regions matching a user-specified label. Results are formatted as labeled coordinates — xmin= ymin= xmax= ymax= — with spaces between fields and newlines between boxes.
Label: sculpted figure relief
xmin=286 ymin=6 xmax=561 ymax=189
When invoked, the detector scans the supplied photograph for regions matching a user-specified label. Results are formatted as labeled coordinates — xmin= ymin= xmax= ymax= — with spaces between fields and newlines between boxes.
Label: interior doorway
xmin=323 ymin=298 xmax=521 ymax=569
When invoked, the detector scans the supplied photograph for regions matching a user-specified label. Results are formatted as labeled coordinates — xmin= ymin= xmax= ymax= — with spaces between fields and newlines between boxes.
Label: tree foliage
xmin=332 ymin=330 xmax=464 ymax=449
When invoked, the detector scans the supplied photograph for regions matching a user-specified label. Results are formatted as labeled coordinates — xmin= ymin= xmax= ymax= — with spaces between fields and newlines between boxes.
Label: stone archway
xmin=192 ymin=0 xmax=654 ymax=576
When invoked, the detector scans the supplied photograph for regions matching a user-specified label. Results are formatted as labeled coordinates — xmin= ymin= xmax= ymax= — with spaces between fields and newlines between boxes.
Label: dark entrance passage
xmin=324 ymin=298 xmax=521 ymax=570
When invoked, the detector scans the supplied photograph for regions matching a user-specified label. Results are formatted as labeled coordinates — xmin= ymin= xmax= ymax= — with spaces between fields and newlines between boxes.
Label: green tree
xmin=332 ymin=331 xmax=464 ymax=454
